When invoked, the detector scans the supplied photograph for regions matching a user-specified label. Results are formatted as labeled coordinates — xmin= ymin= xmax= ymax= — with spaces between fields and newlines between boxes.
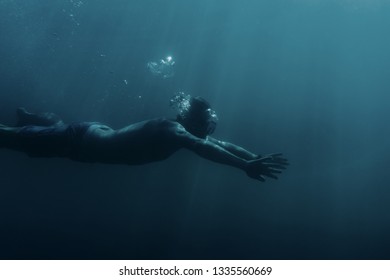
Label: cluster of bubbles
xmin=70 ymin=0 xmax=83 ymax=8
xmin=170 ymin=92 xmax=219 ymax=123
xmin=147 ymin=56 xmax=175 ymax=79
xmin=62 ymin=0 xmax=84 ymax=26
xmin=169 ymin=92 xmax=191 ymax=117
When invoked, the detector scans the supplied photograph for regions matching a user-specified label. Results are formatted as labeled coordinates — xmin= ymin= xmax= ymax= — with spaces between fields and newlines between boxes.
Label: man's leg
xmin=16 ymin=107 xmax=64 ymax=127
xmin=1 ymin=107 xmax=65 ymax=152
xmin=0 ymin=124 xmax=71 ymax=158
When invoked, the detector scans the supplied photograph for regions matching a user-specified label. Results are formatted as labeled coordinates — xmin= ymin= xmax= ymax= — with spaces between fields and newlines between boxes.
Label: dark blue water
xmin=1 ymin=0 xmax=390 ymax=259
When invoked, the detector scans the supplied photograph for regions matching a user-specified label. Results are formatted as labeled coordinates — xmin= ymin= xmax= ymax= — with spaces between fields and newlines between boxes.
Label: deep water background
xmin=1 ymin=0 xmax=390 ymax=259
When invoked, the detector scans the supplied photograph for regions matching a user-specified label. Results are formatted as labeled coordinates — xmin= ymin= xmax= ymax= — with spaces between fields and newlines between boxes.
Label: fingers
xmin=268 ymin=168 xmax=282 ymax=174
xmin=274 ymin=158 xmax=289 ymax=165
xmin=263 ymin=153 xmax=284 ymax=160
xmin=263 ymin=163 xmax=287 ymax=170
xmin=265 ymin=173 xmax=278 ymax=180
xmin=249 ymin=154 xmax=289 ymax=182
xmin=261 ymin=155 xmax=289 ymax=166
xmin=257 ymin=175 xmax=265 ymax=182
xmin=263 ymin=168 xmax=280 ymax=179
xmin=263 ymin=165 xmax=284 ymax=180
xmin=253 ymin=172 xmax=278 ymax=181
xmin=266 ymin=153 xmax=283 ymax=157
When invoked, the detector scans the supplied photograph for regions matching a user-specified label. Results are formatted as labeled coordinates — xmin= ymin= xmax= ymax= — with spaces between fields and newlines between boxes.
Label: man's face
xmin=188 ymin=109 xmax=218 ymax=138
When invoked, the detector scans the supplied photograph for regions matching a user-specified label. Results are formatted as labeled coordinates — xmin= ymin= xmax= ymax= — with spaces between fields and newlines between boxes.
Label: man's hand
xmin=245 ymin=153 xmax=289 ymax=182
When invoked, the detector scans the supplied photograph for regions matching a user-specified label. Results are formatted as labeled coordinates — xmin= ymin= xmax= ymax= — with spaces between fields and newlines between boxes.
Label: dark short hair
xmin=176 ymin=96 xmax=217 ymax=137
xmin=186 ymin=96 xmax=211 ymax=120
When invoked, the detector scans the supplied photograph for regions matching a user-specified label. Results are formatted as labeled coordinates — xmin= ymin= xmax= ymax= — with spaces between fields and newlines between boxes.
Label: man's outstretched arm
xmin=207 ymin=137 xmax=259 ymax=160
xmin=175 ymin=127 xmax=288 ymax=181
xmin=187 ymin=138 xmax=248 ymax=170
xmin=207 ymin=137 xmax=288 ymax=169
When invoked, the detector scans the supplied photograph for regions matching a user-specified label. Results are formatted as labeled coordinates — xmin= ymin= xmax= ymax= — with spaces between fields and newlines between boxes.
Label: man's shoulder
xmin=145 ymin=118 xmax=186 ymax=135
xmin=146 ymin=118 xmax=200 ymax=148
xmin=149 ymin=118 xmax=181 ymax=128
xmin=160 ymin=119 xmax=187 ymax=135
xmin=147 ymin=118 xmax=202 ymax=143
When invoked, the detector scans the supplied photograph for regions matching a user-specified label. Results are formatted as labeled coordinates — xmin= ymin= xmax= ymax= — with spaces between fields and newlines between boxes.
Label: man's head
xmin=173 ymin=95 xmax=218 ymax=138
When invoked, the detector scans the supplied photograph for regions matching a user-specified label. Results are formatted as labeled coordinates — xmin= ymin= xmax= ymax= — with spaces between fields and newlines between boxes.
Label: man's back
xmin=79 ymin=118 xmax=186 ymax=165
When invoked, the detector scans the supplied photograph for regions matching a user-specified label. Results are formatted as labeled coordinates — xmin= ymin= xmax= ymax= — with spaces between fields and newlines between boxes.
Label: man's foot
xmin=16 ymin=107 xmax=33 ymax=126
xmin=16 ymin=107 xmax=64 ymax=127
xmin=0 ymin=124 xmax=17 ymax=148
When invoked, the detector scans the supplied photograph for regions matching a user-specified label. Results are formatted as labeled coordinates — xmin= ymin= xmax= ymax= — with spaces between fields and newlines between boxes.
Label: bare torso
xmin=79 ymin=118 xmax=185 ymax=165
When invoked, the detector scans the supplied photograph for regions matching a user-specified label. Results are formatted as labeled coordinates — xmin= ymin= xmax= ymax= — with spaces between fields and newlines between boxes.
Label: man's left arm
xmin=207 ymin=137 xmax=259 ymax=160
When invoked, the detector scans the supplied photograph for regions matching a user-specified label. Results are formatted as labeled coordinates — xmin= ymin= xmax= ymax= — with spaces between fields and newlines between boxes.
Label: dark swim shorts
xmin=17 ymin=122 xmax=100 ymax=158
